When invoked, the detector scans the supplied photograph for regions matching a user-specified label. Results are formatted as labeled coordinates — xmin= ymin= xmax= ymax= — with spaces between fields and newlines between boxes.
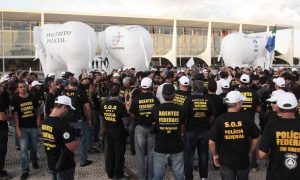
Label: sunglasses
xmin=271 ymin=102 xmax=277 ymax=104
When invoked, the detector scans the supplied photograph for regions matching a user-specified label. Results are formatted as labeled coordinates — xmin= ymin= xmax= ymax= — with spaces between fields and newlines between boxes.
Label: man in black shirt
xmin=259 ymin=92 xmax=300 ymax=180
xmin=0 ymin=92 xmax=12 ymax=179
xmin=209 ymin=91 xmax=260 ymax=180
xmin=45 ymin=79 xmax=58 ymax=117
xmin=152 ymin=84 xmax=185 ymax=180
xmin=174 ymin=76 xmax=190 ymax=106
xmin=130 ymin=77 xmax=159 ymax=179
xmin=62 ymin=78 xmax=93 ymax=167
xmin=11 ymin=81 xmax=41 ymax=180
xmin=184 ymin=80 xmax=216 ymax=180
xmin=237 ymin=74 xmax=261 ymax=170
xmin=42 ymin=95 xmax=79 ymax=180
xmin=101 ymin=84 xmax=129 ymax=179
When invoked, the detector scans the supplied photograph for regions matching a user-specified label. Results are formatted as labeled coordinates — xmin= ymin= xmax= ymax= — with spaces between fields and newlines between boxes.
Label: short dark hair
xmin=207 ymin=80 xmax=217 ymax=92
xmin=192 ymin=80 xmax=204 ymax=93
xmin=109 ymin=83 xmax=120 ymax=97
xmin=219 ymin=71 xmax=227 ymax=79
xmin=165 ymin=71 xmax=174 ymax=79
xmin=17 ymin=80 xmax=27 ymax=87
xmin=68 ymin=78 xmax=78 ymax=87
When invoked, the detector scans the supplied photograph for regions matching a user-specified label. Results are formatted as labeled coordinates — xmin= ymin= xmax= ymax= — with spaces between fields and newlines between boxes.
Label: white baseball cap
xmin=0 ymin=76 xmax=9 ymax=83
xmin=221 ymin=81 xmax=230 ymax=89
xmin=55 ymin=95 xmax=76 ymax=110
xmin=240 ymin=74 xmax=250 ymax=83
xmin=292 ymin=68 xmax=298 ymax=72
xmin=31 ymin=80 xmax=43 ymax=87
xmin=179 ymin=76 xmax=190 ymax=86
xmin=203 ymin=69 xmax=208 ymax=74
xmin=113 ymin=73 xmax=120 ymax=78
xmin=61 ymin=71 xmax=66 ymax=77
xmin=47 ymin=72 xmax=55 ymax=77
xmin=273 ymin=77 xmax=285 ymax=87
xmin=141 ymin=77 xmax=153 ymax=89
xmin=274 ymin=67 xmax=279 ymax=72
xmin=266 ymin=90 xmax=284 ymax=102
xmin=277 ymin=92 xmax=298 ymax=110
xmin=224 ymin=91 xmax=246 ymax=104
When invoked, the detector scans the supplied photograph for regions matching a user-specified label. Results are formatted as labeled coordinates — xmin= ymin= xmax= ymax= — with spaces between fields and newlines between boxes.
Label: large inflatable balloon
xmin=33 ymin=21 xmax=97 ymax=77
xmin=98 ymin=25 xmax=153 ymax=71
xmin=219 ymin=32 xmax=272 ymax=68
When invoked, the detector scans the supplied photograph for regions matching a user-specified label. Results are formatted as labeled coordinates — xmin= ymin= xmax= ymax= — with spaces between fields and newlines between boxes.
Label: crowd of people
xmin=0 ymin=65 xmax=299 ymax=180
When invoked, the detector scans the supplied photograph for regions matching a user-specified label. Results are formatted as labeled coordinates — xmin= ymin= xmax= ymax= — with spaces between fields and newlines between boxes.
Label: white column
xmin=239 ymin=24 xmax=243 ymax=32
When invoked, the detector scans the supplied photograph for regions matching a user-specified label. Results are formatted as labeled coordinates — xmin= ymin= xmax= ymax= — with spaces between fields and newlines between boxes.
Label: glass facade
xmin=1 ymin=20 xmax=40 ymax=71
xmin=177 ymin=27 xmax=208 ymax=56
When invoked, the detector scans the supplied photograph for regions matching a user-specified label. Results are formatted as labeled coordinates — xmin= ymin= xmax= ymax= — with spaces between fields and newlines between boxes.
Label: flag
xmin=265 ymin=25 xmax=277 ymax=53
xmin=186 ymin=57 xmax=195 ymax=68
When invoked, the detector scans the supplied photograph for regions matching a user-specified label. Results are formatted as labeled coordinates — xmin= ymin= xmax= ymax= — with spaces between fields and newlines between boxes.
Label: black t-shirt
xmin=185 ymin=94 xmax=216 ymax=132
xmin=153 ymin=102 xmax=185 ymax=154
xmin=101 ymin=99 xmax=128 ymax=133
xmin=42 ymin=116 xmax=76 ymax=171
xmin=209 ymin=112 xmax=260 ymax=169
xmin=45 ymin=92 xmax=57 ymax=117
xmin=237 ymin=87 xmax=260 ymax=119
xmin=62 ymin=89 xmax=89 ymax=122
xmin=11 ymin=94 xmax=39 ymax=128
xmin=0 ymin=96 xmax=8 ymax=130
xmin=207 ymin=94 xmax=226 ymax=118
xmin=174 ymin=90 xmax=190 ymax=106
xmin=259 ymin=118 xmax=300 ymax=180
xmin=130 ymin=92 xmax=160 ymax=127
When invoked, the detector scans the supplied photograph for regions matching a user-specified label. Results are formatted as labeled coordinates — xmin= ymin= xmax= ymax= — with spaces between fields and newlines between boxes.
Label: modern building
xmin=0 ymin=9 xmax=294 ymax=73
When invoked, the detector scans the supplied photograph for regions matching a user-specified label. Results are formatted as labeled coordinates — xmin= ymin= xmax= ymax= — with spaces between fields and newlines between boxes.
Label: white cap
xmin=47 ymin=72 xmax=55 ymax=77
xmin=0 ymin=76 xmax=9 ymax=83
xmin=150 ymin=68 xmax=157 ymax=71
xmin=203 ymin=69 xmax=208 ymax=74
xmin=179 ymin=76 xmax=190 ymax=86
xmin=292 ymin=68 xmax=297 ymax=72
xmin=61 ymin=71 xmax=66 ymax=77
xmin=141 ymin=77 xmax=153 ymax=89
xmin=266 ymin=90 xmax=283 ymax=102
xmin=224 ymin=91 xmax=246 ymax=104
xmin=100 ymin=70 xmax=106 ymax=75
xmin=113 ymin=73 xmax=120 ymax=78
xmin=240 ymin=74 xmax=250 ymax=83
xmin=123 ymin=67 xmax=128 ymax=71
xmin=273 ymin=77 xmax=285 ymax=87
xmin=279 ymin=66 xmax=284 ymax=70
xmin=274 ymin=67 xmax=279 ymax=71
xmin=277 ymin=92 xmax=298 ymax=110
xmin=221 ymin=81 xmax=230 ymax=89
xmin=54 ymin=95 xmax=76 ymax=110
xmin=31 ymin=80 xmax=43 ymax=87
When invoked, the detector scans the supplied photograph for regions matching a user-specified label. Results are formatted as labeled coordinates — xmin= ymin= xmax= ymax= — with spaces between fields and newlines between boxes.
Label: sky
xmin=1 ymin=0 xmax=300 ymax=57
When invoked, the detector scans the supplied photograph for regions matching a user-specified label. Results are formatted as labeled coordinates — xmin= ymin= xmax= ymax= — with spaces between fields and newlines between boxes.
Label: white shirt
xmin=156 ymin=82 xmax=178 ymax=103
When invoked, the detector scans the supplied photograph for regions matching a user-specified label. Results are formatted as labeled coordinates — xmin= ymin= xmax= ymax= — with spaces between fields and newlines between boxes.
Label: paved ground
xmin=4 ymin=127 xmax=268 ymax=180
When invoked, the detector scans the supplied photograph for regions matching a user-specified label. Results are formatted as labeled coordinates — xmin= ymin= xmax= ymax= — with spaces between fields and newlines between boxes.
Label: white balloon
xmin=99 ymin=25 xmax=153 ymax=71
xmin=220 ymin=32 xmax=272 ymax=68
xmin=33 ymin=21 xmax=97 ymax=77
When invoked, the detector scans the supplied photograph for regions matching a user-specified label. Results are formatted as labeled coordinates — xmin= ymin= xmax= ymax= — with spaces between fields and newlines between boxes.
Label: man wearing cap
xmin=209 ymin=91 xmax=260 ymax=180
xmin=184 ymin=80 xmax=216 ymax=180
xmin=130 ymin=77 xmax=160 ymax=180
xmin=237 ymin=74 xmax=261 ymax=170
xmin=273 ymin=77 xmax=286 ymax=92
xmin=152 ymin=84 xmax=185 ymax=179
xmin=174 ymin=76 xmax=190 ymax=106
xmin=10 ymin=81 xmax=41 ymax=180
xmin=216 ymin=70 xmax=232 ymax=95
xmin=42 ymin=95 xmax=79 ymax=180
xmin=259 ymin=92 xmax=300 ymax=180
xmin=100 ymin=84 xmax=129 ymax=180
xmin=61 ymin=78 xmax=93 ymax=167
